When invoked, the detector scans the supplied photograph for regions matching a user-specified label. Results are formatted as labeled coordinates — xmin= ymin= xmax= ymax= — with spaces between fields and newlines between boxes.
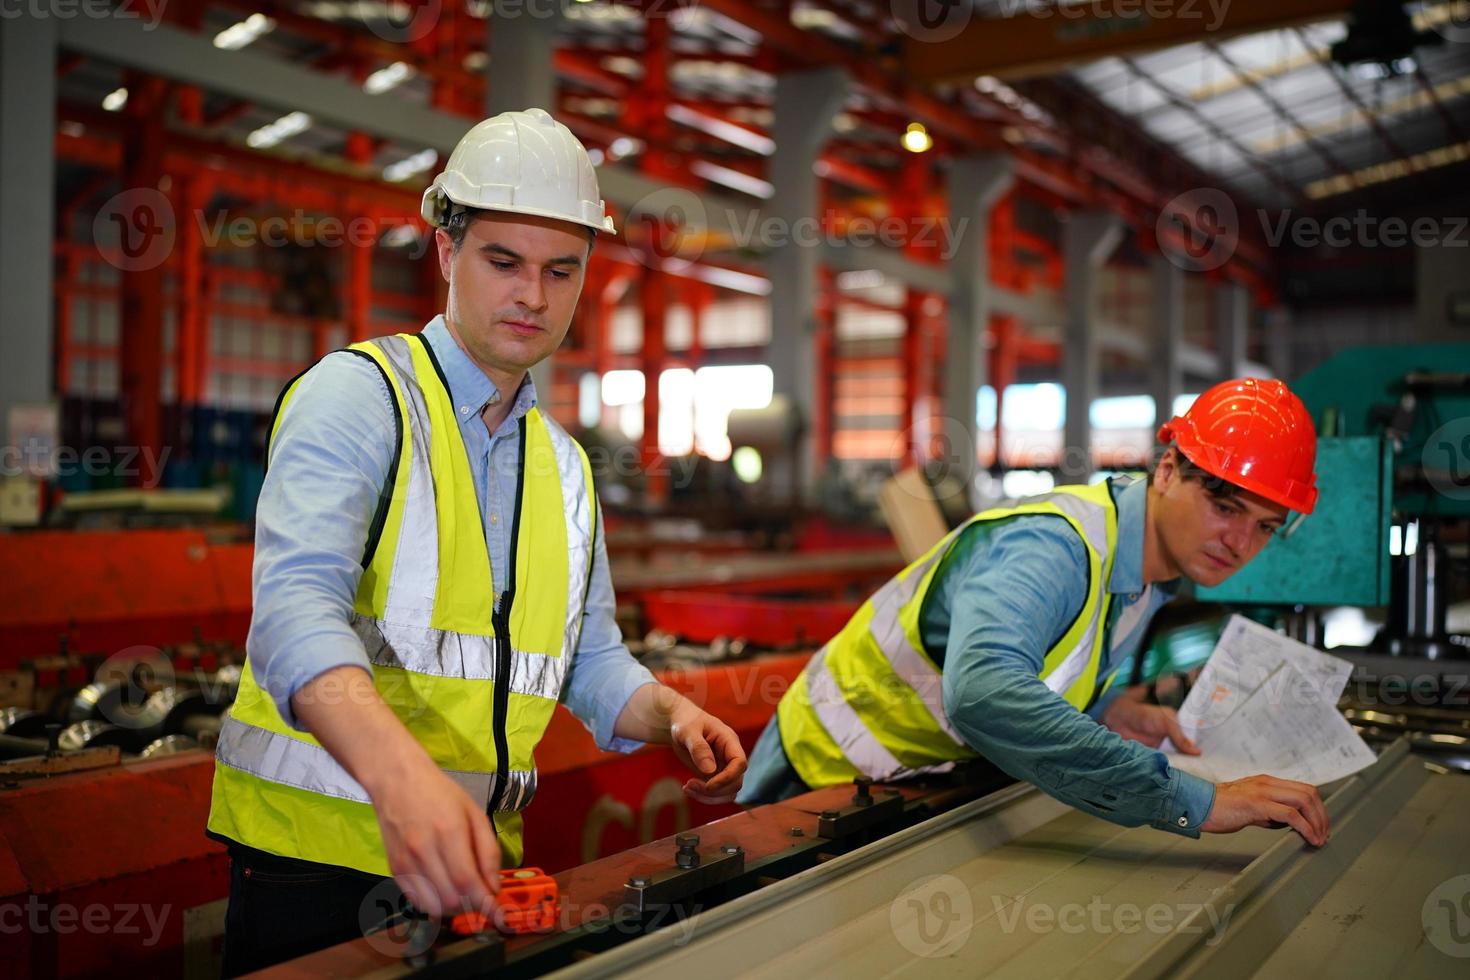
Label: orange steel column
xmin=118 ymin=74 xmax=168 ymax=477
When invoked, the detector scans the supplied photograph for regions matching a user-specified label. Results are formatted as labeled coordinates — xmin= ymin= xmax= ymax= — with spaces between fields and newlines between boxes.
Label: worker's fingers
xmin=1161 ymin=709 xmax=1199 ymax=755
xmin=391 ymin=868 xmax=440 ymax=920
xmin=1262 ymin=778 xmax=1328 ymax=842
xmin=682 ymin=778 xmax=739 ymax=805
xmin=1266 ymin=801 xmax=1320 ymax=847
xmin=700 ymin=728 xmax=748 ymax=793
xmin=465 ymin=804 xmax=503 ymax=902
xmin=675 ymin=724 xmax=718 ymax=775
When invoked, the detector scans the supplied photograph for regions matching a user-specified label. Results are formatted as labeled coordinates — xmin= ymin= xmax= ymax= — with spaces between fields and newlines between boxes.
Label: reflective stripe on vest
xmin=777 ymin=483 xmax=1118 ymax=789
xmin=208 ymin=333 xmax=595 ymax=875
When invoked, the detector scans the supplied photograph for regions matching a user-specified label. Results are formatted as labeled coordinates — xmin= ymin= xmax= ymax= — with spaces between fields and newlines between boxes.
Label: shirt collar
xmin=421 ymin=315 xmax=539 ymax=430
xmin=1107 ymin=475 xmax=1180 ymax=598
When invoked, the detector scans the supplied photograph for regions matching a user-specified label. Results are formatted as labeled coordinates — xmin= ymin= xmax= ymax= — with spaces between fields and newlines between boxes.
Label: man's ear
xmin=435 ymin=228 xmax=454 ymax=284
xmin=1152 ymin=448 xmax=1179 ymax=493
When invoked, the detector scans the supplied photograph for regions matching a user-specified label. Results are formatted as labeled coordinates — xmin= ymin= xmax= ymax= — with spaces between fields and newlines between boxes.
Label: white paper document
xmin=1162 ymin=615 xmax=1377 ymax=786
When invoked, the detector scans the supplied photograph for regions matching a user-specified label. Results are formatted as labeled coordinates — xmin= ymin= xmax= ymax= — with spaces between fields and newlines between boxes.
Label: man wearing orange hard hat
xmin=741 ymin=377 xmax=1331 ymax=850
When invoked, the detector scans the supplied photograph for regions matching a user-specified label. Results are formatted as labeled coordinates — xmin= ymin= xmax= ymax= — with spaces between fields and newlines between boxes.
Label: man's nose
xmin=516 ymin=270 xmax=547 ymax=312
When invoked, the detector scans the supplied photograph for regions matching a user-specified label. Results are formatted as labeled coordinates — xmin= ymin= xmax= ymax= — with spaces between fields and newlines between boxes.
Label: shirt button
xmin=1129 ymin=593 xmax=1139 ymax=602
xmin=1177 ymin=815 xmax=1189 ymax=827
xmin=460 ymin=406 xmax=471 ymax=416
xmin=491 ymin=513 xmax=499 ymax=524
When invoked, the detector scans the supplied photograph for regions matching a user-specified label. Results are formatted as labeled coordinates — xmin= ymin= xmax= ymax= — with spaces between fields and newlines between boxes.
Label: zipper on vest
xmin=487 ymin=415 xmax=529 ymax=813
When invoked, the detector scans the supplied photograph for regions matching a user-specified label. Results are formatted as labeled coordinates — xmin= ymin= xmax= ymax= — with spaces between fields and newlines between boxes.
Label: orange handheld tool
xmin=448 ymin=868 xmax=560 ymax=937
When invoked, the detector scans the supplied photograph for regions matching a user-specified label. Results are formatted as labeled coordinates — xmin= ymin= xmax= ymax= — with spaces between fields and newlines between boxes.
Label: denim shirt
xmin=738 ymin=477 xmax=1217 ymax=838
xmin=248 ymin=315 xmax=655 ymax=751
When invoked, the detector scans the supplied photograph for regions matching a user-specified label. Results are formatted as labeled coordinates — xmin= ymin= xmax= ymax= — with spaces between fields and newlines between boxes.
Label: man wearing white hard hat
xmin=207 ymin=108 xmax=748 ymax=975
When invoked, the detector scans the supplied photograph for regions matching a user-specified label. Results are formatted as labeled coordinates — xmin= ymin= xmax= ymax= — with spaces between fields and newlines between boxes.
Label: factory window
xmin=1090 ymin=395 xmax=1156 ymax=429
xmin=599 ymin=365 xmax=773 ymax=460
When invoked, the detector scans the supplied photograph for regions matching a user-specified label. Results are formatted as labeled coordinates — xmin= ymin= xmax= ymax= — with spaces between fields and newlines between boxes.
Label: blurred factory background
xmin=1 ymin=1 xmax=1470 ymax=977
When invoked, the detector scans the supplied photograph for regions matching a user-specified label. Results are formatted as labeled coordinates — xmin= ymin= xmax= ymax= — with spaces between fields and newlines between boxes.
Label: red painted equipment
xmin=449 ymin=868 xmax=559 ymax=937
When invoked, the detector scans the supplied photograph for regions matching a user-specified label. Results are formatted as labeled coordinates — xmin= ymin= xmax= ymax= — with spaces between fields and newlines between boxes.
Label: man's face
xmin=1151 ymin=450 xmax=1289 ymax=587
xmin=436 ymin=210 xmax=590 ymax=378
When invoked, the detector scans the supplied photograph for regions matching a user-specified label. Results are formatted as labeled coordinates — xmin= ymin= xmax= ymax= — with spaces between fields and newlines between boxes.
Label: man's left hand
xmin=615 ymin=684 xmax=749 ymax=803
xmin=1101 ymin=687 xmax=1199 ymax=754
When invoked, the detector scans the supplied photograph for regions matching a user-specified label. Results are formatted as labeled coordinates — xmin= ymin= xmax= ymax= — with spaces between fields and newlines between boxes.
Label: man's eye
xmin=1260 ymin=524 xmax=1279 ymax=537
xmin=549 ymin=269 xmax=571 ymax=280
xmin=1214 ymin=502 xmax=1233 ymax=516
xmin=490 ymin=260 xmax=515 ymax=271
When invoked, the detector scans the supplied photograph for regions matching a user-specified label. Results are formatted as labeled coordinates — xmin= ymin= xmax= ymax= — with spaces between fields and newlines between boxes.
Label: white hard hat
xmin=421 ymin=107 xmax=615 ymax=234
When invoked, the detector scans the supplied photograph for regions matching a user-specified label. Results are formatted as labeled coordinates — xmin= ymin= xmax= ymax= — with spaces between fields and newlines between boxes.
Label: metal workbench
xmin=554 ymin=740 xmax=1470 ymax=979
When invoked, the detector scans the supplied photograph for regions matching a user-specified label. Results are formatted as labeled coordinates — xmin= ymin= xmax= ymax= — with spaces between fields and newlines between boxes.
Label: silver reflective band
xmin=805 ymin=648 xmax=956 ymax=783
xmin=370 ymin=335 xmax=443 ymax=628
xmin=353 ymin=616 xmax=571 ymax=700
xmin=215 ymin=715 xmax=540 ymax=812
xmin=543 ymin=416 xmax=595 ymax=663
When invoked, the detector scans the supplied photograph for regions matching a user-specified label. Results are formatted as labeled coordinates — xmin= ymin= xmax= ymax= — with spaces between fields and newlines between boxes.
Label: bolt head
xmin=820 ymin=809 xmax=840 ymax=820
xmin=789 ymin=827 xmax=805 ymax=837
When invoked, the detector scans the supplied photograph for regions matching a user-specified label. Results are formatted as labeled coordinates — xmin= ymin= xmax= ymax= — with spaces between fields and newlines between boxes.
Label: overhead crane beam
xmin=898 ymin=0 xmax=1354 ymax=84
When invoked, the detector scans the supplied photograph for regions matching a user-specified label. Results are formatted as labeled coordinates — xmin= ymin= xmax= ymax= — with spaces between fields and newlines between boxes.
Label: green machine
xmin=1197 ymin=343 xmax=1470 ymax=660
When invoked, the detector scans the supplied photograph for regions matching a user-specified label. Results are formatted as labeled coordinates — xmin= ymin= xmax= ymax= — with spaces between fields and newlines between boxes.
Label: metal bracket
xmin=815 ymin=779 xmax=904 ymax=839
xmin=623 ymin=838 xmax=746 ymax=914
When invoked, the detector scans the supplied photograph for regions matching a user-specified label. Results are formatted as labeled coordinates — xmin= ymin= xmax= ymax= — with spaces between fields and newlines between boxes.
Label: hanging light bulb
xmin=901 ymin=122 xmax=932 ymax=154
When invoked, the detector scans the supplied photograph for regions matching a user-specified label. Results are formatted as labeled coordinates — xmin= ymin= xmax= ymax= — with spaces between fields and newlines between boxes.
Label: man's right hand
xmin=1200 ymin=774 xmax=1329 ymax=847
xmin=291 ymin=666 xmax=502 ymax=918
xmin=370 ymin=760 xmax=502 ymax=918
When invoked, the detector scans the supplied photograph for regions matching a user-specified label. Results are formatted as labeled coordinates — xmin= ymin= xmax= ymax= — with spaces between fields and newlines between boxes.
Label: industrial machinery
xmin=257 ymin=739 xmax=1470 ymax=979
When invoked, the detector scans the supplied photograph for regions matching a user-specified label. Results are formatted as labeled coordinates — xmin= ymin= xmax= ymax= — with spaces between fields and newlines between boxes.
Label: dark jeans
xmin=220 ymin=844 xmax=402 ymax=978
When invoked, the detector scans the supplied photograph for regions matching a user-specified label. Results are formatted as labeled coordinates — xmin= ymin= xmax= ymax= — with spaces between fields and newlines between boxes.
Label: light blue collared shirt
xmin=738 ymin=477 xmax=1217 ymax=838
xmin=248 ymin=315 xmax=655 ymax=752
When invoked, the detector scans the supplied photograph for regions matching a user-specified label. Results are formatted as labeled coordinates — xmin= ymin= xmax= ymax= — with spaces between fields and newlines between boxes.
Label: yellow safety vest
xmin=208 ymin=332 xmax=597 ymax=875
xmin=777 ymin=483 xmax=1119 ymax=789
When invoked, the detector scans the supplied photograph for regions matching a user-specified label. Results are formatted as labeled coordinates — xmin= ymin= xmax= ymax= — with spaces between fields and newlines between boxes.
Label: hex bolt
xmin=819 ymin=809 xmax=840 ymax=821
xmin=628 ymin=876 xmax=651 ymax=888
xmin=789 ymin=827 xmax=805 ymax=837
xmin=675 ymin=832 xmax=701 ymax=869
xmin=721 ymin=844 xmax=742 ymax=856
xmin=852 ymin=777 xmax=873 ymax=807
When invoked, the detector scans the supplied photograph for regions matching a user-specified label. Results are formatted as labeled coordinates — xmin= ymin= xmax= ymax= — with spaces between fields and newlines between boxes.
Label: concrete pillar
xmin=1216 ymin=281 xmax=1250 ymax=380
xmin=945 ymin=155 xmax=1015 ymax=493
xmin=768 ymin=67 xmax=848 ymax=499
xmin=0 ymin=16 xmax=57 ymax=445
xmin=486 ymin=0 xmax=563 ymax=405
xmin=486 ymin=0 xmax=561 ymax=117
xmin=1060 ymin=213 xmax=1122 ymax=484
xmin=1150 ymin=255 xmax=1184 ymax=433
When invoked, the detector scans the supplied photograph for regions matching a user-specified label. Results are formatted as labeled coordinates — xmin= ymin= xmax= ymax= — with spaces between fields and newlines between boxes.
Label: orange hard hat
xmin=1157 ymin=378 xmax=1318 ymax=514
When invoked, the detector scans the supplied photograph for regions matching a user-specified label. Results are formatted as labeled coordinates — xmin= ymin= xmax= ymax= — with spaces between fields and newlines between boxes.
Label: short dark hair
xmin=444 ymin=206 xmax=597 ymax=253
xmin=1151 ymin=443 xmax=1242 ymax=500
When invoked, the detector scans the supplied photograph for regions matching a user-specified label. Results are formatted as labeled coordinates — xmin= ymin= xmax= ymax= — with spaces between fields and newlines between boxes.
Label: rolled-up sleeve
xmin=937 ymin=518 xmax=1217 ymax=838
xmin=247 ymin=352 xmax=395 ymax=730
xmin=560 ymin=500 xmax=657 ymax=752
